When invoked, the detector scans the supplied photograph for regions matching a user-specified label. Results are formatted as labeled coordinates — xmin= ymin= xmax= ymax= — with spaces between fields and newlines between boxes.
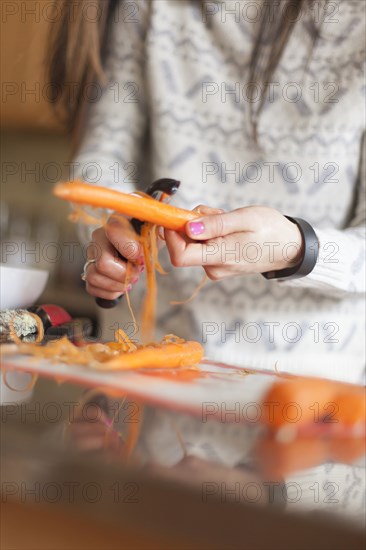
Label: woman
xmin=50 ymin=0 xmax=365 ymax=383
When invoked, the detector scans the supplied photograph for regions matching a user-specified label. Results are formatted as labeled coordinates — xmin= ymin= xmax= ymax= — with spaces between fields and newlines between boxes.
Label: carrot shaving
xmin=157 ymin=227 xmax=165 ymax=241
xmin=152 ymin=225 xmax=167 ymax=275
xmin=19 ymin=336 xmax=118 ymax=366
xmin=124 ymin=289 xmax=138 ymax=333
xmin=171 ymin=274 xmax=208 ymax=305
xmin=140 ymin=223 xmax=158 ymax=342
xmin=122 ymin=260 xmax=139 ymax=335
xmin=69 ymin=205 xmax=108 ymax=226
xmin=114 ymin=328 xmax=137 ymax=352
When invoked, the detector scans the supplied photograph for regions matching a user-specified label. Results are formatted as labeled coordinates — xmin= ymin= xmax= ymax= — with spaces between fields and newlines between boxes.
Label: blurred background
xmin=1 ymin=0 xmax=97 ymax=322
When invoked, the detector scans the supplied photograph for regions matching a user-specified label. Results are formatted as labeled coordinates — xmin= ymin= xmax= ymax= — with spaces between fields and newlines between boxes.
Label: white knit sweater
xmin=74 ymin=0 xmax=366 ymax=383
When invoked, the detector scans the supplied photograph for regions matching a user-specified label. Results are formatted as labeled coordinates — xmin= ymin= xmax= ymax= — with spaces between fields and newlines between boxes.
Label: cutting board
xmin=0 ymin=348 xmax=278 ymax=420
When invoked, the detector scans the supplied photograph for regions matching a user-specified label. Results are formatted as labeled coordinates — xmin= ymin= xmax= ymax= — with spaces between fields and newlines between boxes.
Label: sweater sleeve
xmin=72 ymin=0 xmax=150 ymax=192
xmin=279 ymin=133 xmax=366 ymax=298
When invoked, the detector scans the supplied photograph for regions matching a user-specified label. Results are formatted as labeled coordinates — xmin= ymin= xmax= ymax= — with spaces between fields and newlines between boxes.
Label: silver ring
xmin=81 ymin=259 xmax=96 ymax=281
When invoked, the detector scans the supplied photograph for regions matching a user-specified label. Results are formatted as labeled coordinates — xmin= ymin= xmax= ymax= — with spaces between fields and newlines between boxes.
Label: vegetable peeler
xmin=96 ymin=178 xmax=180 ymax=309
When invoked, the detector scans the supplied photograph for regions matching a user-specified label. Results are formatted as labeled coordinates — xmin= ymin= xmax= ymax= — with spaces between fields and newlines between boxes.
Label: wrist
xmin=262 ymin=217 xmax=319 ymax=281
xmin=283 ymin=221 xmax=304 ymax=268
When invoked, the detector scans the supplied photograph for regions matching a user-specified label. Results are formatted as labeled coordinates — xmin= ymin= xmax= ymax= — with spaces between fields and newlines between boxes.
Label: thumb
xmin=192 ymin=204 xmax=225 ymax=216
xmin=186 ymin=210 xmax=244 ymax=240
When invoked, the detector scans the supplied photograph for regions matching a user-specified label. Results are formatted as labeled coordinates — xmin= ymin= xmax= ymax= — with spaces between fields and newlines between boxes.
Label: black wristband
xmin=262 ymin=216 xmax=319 ymax=280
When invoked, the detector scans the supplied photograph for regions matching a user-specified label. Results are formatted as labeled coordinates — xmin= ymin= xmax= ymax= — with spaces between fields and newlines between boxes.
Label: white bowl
xmin=0 ymin=265 xmax=49 ymax=310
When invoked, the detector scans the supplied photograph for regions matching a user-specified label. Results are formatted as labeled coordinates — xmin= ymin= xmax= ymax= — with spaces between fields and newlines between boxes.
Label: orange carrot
xmin=91 ymin=340 xmax=204 ymax=371
xmin=54 ymin=181 xmax=198 ymax=231
xmin=19 ymin=335 xmax=204 ymax=371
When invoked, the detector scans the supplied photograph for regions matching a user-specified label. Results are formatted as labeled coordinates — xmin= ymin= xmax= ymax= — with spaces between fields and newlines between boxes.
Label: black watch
xmin=262 ymin=216 xmax=319 ymax=280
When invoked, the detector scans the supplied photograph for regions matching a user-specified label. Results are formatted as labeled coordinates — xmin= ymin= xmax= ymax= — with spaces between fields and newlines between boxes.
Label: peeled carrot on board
xmin=18 ymin=334 xmax=204 ymax=372
xmin=53 ymin=181 xmax=198 ymax=231
xmin=262 ymin=376 xmax=366 ymax=431
xmin=93 ymin=340 xmax=204 ymax=371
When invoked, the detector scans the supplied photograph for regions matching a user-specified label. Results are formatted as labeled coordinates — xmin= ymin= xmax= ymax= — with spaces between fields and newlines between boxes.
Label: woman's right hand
xmin=85 ymin=214 xmax=144 ymax=300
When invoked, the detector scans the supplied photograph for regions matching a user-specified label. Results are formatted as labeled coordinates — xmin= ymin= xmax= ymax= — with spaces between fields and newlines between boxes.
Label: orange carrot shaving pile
xmin=19 ymin=334 xmax=204 ymax=371
xmin=114 ymin=328 xmax=137 ymax=352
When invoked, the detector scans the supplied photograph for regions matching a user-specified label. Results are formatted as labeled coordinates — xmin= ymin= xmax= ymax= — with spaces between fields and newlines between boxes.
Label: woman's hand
xmin=85 ymin=214 xmax=144 ymax=300
xmin=165 ymin=205 xmax=304 ymax=280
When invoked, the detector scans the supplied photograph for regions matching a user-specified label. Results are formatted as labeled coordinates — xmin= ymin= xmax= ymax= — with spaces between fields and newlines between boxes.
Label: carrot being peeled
xmin=54 ymin=181 xmax=198 ymax=231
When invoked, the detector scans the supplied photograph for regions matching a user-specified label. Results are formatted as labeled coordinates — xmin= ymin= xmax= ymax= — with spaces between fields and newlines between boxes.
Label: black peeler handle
xmin=95 ymin=178 xmax=180 ymax=309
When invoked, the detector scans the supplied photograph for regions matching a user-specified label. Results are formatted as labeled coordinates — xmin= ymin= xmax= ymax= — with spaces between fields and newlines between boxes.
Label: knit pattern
xmin=75 ymin=0 xmax=366 ymax=383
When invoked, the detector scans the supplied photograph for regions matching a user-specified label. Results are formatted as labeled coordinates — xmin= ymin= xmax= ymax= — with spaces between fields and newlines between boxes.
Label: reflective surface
xmin=1 ymin=376 xmax=365 ymax=549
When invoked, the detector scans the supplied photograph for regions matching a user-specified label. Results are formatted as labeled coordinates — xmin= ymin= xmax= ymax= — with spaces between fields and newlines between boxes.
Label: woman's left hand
xmin=165 ymin=205 xmax=304 ymax=280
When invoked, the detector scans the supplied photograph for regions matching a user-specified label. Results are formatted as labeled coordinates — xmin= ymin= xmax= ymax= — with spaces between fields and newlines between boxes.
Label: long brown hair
xmin=48 ymin=0 xmax=319 ymax=141
xmin=48 ymin=0 xmax=117 ymax=139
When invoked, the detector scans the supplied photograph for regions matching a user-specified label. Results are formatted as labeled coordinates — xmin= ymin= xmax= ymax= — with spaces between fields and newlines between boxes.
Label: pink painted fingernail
xmin=127 ymin=284 xmax=132 ymax=291
xmin=132 ymin=276 xmax=139 ymax=284
xmin=188 ymin=221 xmax=205 ymax=235
xmin=139 ymin=265 xmax=145 ymax=273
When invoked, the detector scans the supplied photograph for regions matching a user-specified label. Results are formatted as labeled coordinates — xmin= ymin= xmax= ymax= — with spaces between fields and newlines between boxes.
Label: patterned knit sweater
xmin=74 ymin=0 xmax=366 ymax=383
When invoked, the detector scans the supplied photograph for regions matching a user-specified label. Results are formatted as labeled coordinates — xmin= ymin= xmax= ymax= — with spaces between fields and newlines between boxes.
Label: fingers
xmin=165 ymin=205 xmax=228 ymax=267
xmin=165 ymin=229 xmax=207 ymax=267
xmin=166 ymin=229 xmax=251 ymax=268
xmin=185 ymin=208 xmax=250 ymax=241
xmin=84 ymin=217 xmax=144 ymax=298
xmin=105 ymin=215 xmax=143 ymax=262
xmin=86 ymin=282 xmax=127 ymax=301
xmin=88 ymin=227 xmax=128 ymax=282
xmin=192 ymin=204 xmax=225 ymax=216
xmin=203 ymin=265 xmax=238 ymax=281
